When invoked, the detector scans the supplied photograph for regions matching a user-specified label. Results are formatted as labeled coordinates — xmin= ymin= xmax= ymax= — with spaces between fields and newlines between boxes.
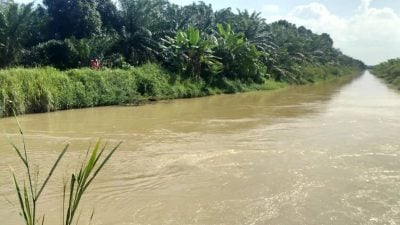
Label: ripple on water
xmin=3 ymin=72 xmax=400 ymax=224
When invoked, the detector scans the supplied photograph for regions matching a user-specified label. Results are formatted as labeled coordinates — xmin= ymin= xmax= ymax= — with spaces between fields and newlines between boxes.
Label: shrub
xmin=23 ymin=40 xmax=77 ymax=69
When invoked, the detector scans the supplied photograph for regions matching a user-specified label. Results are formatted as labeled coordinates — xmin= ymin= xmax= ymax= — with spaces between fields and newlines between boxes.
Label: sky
xmin=15 ymin=0 xmax=400 ymax=65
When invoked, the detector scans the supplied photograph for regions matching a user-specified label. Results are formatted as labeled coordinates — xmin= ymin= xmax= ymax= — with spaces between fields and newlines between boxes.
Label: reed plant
xmin=9 ymin=115 xmax=121 ymax=225
xmin=62 ymin=141 xmax=121 ymax=225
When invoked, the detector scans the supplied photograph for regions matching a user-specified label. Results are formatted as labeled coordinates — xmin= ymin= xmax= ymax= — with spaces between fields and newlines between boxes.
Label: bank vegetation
xmin=372 ymin=59 xmax=400 ymax=89
xmin=0 ymin=0 xmax=365 ymax=117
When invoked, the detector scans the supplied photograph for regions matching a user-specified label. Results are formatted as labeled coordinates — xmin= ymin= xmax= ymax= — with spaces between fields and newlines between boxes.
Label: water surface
xmin=1 ymin=71 xmax=400 ymax=225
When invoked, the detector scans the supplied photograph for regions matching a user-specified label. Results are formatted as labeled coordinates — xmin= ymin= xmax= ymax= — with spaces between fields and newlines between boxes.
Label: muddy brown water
xmin=1 ymin=71 xmax=400 ymax=225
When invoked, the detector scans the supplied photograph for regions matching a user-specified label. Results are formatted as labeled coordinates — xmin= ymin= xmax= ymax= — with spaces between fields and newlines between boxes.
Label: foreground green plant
xmin=10 ymin=116 xmax=121 ymax=225
xmin=10 ymin=117 xmax=68 ymax=225
xmin=63 ymin=141 xmax=121 ymax=225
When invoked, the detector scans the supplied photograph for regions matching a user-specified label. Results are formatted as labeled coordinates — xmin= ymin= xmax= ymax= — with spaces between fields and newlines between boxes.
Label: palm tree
xmin=116 ymin=0 xmax=170 ymax=65
xmin=233 ymin=10 xmax=274 ymax=52
xmin=0 ymin=1 xmax=34 ymax=67
xmin=214 ymin=23 xmax=266 ymax=82
xmin=179 ymin=2 xmax=214 ymax=32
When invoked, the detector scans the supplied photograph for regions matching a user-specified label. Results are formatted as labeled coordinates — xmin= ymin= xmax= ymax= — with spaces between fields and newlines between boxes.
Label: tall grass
xmin=0 ymin=64 xmax=169 ymax=117
xmin=0 ymin=64 xmax=211 ymax=117
xmin=297 ymin=64 xmax=360 ymax=84
xmin=63 ymin=141 xmax=121 ymax=225
xmin=0 ymin=63 xmax=360 ymax=118
xmin=9 ymin=115 xmax=121 ymax=225
xmin=372 ymin=58 xmax=400 ymax=89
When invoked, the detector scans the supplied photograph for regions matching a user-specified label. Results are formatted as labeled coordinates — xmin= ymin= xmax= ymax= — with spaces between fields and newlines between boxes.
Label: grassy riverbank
xmin=372 ymin=59 xmax=400 ymax=88
xmin=0 ymin=64 xmax=361 ymax=118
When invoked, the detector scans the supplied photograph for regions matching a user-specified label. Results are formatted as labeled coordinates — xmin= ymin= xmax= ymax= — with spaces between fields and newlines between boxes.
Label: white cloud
xmin=359 ymin=0 xmax=372 ymax=12
xmin=265 ymin=0 xmax=400 ymax=65
xmin=289 ymin=3 xmax=347 ymax=40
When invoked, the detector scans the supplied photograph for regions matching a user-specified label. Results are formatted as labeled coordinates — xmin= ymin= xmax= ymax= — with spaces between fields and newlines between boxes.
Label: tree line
xmin=0 ymin=0 xmax=365 ymax=84
xmin=372 ymin=58 xmax=400 ymax=88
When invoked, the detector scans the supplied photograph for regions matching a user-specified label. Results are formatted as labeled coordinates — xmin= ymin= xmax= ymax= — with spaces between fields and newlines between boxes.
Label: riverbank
xmin=371 ymin=59 xmax=400 ymax=89
xmin=0 ymin=64 xmax=362 ymax=118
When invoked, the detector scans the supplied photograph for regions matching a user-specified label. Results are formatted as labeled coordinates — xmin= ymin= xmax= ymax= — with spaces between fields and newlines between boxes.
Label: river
xmin=1 ymin=71 xmax=400 ymax=225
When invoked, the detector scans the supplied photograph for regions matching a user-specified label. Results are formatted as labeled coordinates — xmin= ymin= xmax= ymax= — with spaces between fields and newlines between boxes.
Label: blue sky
xmin=15 ymin=0 xmax=400 ymax=65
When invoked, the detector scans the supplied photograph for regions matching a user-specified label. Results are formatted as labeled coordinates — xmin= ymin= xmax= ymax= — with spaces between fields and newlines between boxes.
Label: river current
xmin=1 ymin=71 xmax=400 ymax=225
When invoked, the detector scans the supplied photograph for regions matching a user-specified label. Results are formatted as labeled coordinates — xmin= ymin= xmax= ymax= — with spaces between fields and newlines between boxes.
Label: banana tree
xmin=215 ymin=23 xmax=267 ymax=83
xmin=161 ymin=26 xmax=222 ymax=80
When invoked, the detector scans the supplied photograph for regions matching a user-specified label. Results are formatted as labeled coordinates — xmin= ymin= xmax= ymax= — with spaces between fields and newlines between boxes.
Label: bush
xmin=2 ymin=61 xmax=342 ymax=118
xmin=23 ymin=40 xmax=78 ymax=69
xmin=0 ymin=64 xmax=209 ymax=117
xmin=372 ymin=59 xmax=400 ymax=88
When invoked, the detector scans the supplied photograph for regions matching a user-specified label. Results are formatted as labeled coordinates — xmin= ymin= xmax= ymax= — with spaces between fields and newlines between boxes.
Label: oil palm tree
xmin=0 ymin=1 xmax=34 ymax=67
xmin=116 ymin=0 xmax=170 ymax=65
xmin=215 ymin=23 xmax=266 ymax=82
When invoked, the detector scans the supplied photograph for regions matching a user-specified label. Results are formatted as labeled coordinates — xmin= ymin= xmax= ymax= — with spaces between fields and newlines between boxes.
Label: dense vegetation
xmin=0 ymin=0 xmax=365 ymax=117
xmin=0 ymin=64 xmax=287 ymax=117
xmin=372 ymin=59 xmax=400 ymax=89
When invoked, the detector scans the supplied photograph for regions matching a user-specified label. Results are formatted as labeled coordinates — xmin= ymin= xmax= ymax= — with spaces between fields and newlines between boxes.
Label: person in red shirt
xmin=90 ymin=59 xmax=100 ymax=70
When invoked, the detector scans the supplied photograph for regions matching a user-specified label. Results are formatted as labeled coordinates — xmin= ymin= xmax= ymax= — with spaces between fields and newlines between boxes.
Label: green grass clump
xmin=9 ymin=116 xmax=121 ymax=225
xmin=0 ymin=64 xmax=215 ymax=117
xmin=0 ymin=63 xmax=359 ymax=118
xmin=372 ymin=58 xmax=400 ymax=89
xmin=0 ymin=64 xmax=171 ymax=117
xmin=63 ymin=141 xmax=121 ymax=225
xmin=297 ymin=64 xmax=359 ymax=84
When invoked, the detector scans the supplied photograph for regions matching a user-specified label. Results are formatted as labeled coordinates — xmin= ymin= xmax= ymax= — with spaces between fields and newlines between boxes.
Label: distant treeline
xmin=372 ymin=59 xmax=400 ymax=88
xmin=0 ymin=0 xmax=364 ymax=82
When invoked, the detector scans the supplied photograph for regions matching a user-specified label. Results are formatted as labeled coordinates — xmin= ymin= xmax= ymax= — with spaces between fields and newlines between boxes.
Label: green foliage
xmin=115 ymin=0 xmax=171 ymax=65
xmin=0 ymin=67 xmax=130 ymax=116
xmin=215 ymin=23 xmax=267 ymax=83
xmin=230 ymin=9 xmax=272 ymax=53
xmin=372 ymin=58 xmax=400 ymax=89
xmin=131 ymin=63 xmax=173 ymax=98
xmin=298 ymin=64 xmax=357 ymax=84
xmin=0 ymin=63 xmax=291 ymax=118
xmin=179 ymin=2 xmax=214 ymax=32
xmin=22 ymin=40 xmax=76 ymax=69
xmin=65 ymin=34 xmax=118 ymax=66
xmin=44 ymin=0 xmax=102 ymax=39
xmin=23 ymin=34 xmax=118 ymax=69
xmin=9 ymin=116 xmax=121 ymax=225
xmin=0 ymin=0 xmax=366 ymax=118
xmin=262 ymin=20 xmax=365 ymax=84
xmin=0 ymin=65 xmax=204 ymax=117
xmin=97 ymin=0 xmax=121 ymax=32
xmin=63 ymin=140 xmax=121 ymax=225
xmin=161 ymin=26 xmax=222 ymax=80
xmin=0 ymin=1 xmax=34 ymax=67
xmin=0 ymin=0 xmax=364 ymax=83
